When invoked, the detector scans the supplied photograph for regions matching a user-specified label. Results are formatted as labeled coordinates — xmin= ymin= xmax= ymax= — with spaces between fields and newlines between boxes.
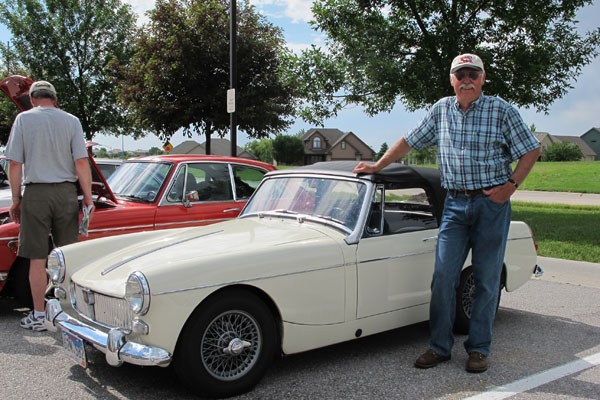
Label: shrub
xmin=541 ymin=142 xmax=583 ymax=162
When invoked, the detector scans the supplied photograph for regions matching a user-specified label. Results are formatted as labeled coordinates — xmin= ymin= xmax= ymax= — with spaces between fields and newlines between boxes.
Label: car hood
xmin=69 ymin=216 xmax=345 ymax=297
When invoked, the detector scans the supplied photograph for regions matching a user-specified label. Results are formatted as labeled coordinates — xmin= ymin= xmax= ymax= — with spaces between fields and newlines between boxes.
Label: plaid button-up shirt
xmin=405 ymin=93 xmax=540 ymax=190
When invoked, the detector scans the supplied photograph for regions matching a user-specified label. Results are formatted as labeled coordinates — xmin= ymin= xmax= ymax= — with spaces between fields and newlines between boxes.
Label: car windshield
xmin=242 ymin=176 xmax=367 ymax=230
xmin=107 ymin=161 xmax=172 ymax=203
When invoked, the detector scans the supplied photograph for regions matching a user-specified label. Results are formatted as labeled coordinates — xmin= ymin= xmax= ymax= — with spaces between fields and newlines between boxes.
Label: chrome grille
xmin=72 ymin=283 xmax=132 ymax=331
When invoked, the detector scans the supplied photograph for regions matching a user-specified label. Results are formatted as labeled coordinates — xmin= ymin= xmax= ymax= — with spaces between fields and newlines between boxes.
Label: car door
xmin=356 ymin=185 xmax=439 ymax=319
xmin=154 ymin=162 xmax=247 ymax=230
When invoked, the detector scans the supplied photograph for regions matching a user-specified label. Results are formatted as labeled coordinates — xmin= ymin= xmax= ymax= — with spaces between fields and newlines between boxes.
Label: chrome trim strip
xmin=154 ymin=261 xmax=352 ymax=295
xmin=358 ymin=250 xmax=435 ymax=264
xmin=154 ymin=218 xmax=231 ymax=228
xmin=87 ymin=224 xmax=154 ymax=233
xmin=101 ymin=230 xmax=223 ymax=276
xmin=0 ymin=236 xmax=19 ymax=241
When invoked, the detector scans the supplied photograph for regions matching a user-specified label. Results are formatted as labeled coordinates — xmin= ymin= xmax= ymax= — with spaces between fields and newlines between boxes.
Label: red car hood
xmin=0 ymin=75 xmax=116 ymax=203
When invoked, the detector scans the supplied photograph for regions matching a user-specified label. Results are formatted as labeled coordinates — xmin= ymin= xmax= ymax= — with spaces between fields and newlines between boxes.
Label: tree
xmin=148 ymin=146 xmax=164 ymax=155
xmin=0 ymin=43 xmax=29 ymax=145
xmin=116 ymin=0 xmax=297 ymax=154
xmin=541 ymin=141 xmax=583 ymax=162
xmin=0 ymin=0 xmax=140 ymax=140
xmin=409 ymin=146 xmax=437 ymax=165
xmin=244 ymin=138 xmax=274 ymax=163
xmin=285 ymin=0 xmax=600 ymax=124
xmin=375 ymin=142 xmax=388 ymax=161
xmin=273 ymin=135 xmax=304 ymax=165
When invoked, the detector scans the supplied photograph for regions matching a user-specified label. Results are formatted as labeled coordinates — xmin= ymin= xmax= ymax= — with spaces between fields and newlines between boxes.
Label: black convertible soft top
xmin=267 ymin=161 xmax=447 ymax=221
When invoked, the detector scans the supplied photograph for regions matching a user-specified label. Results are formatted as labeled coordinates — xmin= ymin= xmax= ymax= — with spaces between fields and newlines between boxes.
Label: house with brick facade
xmin=301 ymin=128 xmax=375 ymax=165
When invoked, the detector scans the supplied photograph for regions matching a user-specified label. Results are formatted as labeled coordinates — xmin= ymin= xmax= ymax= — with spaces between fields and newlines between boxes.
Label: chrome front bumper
xmin=45 ymin=299 xmax=171 ymax=367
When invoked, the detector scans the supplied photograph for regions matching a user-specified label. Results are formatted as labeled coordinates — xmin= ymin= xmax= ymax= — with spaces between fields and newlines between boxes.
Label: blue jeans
xmin=429 ymin=192 xmax=511 ymax=357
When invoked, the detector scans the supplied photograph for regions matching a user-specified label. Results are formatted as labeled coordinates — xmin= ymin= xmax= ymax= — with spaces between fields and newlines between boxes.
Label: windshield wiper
xmin=115 ymin=194 xmax=151 ymax=203
xmin=314 ymin=214 xmax=346 ymax=226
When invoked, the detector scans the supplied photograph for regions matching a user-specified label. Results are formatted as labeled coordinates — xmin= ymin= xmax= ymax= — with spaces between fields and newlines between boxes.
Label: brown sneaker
xmin=414 ymin=349 xmax=451 ymax=369
xmin=466 ymin=351 xmax=488 ymax=373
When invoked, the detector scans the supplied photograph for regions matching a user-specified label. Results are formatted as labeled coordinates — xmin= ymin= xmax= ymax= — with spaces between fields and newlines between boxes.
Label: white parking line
xmin=463 ymin=352 xmax=600 ymax=400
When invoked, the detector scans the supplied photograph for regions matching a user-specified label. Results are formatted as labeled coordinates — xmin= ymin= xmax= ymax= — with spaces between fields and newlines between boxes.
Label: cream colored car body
xmin=51 ymin=204 xmax=537 ymax=357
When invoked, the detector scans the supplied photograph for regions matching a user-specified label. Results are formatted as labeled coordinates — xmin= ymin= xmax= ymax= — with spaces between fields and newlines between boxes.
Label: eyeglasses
xmin=453 ymin=70 xmax=481 ymax=81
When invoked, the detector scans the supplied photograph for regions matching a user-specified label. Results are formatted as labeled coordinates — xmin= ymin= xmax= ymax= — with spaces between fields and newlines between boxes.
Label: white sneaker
xmin=20 ymin=312 xmax=47 ymax=332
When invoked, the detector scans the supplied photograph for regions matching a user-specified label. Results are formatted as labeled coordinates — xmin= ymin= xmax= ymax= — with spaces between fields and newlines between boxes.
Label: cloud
xmin=123 ymin=0 xmax=155 ymax=24
xmin=250 ymin=0 xmax=314 ymax=23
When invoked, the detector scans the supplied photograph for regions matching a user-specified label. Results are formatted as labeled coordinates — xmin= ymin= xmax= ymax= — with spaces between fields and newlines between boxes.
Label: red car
xmin=0 ymin=75 xmax=276 ymax=303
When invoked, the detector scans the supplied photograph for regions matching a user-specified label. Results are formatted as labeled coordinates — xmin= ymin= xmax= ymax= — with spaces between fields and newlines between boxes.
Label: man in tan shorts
xmin=5 ymin=80 xmax=94 ymax=331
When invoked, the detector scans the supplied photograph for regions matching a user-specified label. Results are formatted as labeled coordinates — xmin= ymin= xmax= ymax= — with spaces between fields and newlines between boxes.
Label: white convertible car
xmin=45 ymin=161 xmax=542 ymax=397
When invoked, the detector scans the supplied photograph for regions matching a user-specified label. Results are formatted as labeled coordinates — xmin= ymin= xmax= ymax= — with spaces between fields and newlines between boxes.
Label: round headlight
xmin=125 ymin=272 xmax=150 ymax=315
xmin=47 ymin=249 xmax=66 ymax=283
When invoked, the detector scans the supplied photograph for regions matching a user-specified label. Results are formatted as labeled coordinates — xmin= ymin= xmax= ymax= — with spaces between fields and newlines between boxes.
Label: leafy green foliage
xmin=116 ymin=0 xmax=297 ymax=145
xmin=0 ymin=0 xmax=140 ymax=140
xmin=285 ymin=0 xmax=600 ymax=124
xmin=541 ymin=141 xmax=584 ymax=162
xmin=244 ymin=138 xmax=274 ymax=163
xmin=0 ymin=43 xmax=29 ymax=145
xmin=408 ymin=146 xmax=437 ymax=164
xmin=374 ymin=142 xmax=388 ymax=160
xmin=273 ymin=135 xmax=304 ymax=165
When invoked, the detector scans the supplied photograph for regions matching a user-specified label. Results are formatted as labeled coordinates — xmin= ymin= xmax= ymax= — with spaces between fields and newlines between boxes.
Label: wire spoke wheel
xmin=461 ymin=273 xmax=476 ymax=319
xmin=201 ymin=309 xmax=262 ymax=381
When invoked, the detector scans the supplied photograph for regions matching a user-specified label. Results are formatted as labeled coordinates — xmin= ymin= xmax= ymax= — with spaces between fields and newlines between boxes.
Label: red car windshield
xmin=107 ymin=161 xmax=173 ymax=203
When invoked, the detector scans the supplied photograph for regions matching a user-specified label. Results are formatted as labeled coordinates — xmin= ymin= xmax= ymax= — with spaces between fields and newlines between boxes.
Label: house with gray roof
xmin=581 ymin=128 xmax=600 ymax=161
xmin=552 ymin=135 xmax=596 ymax=161
xmin=170 ymin=139 xmax=256 ymax=159
xmin=301 ymin=128 xmax=375 ymax=165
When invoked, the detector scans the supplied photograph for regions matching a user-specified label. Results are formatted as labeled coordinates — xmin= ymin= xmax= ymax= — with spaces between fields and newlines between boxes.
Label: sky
xmin=1 ymin=0 xmax=599 ymax=154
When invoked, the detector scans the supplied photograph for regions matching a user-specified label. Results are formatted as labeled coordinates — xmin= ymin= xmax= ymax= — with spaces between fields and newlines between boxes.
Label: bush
xmin=541 ymin=142 xmax=583 ymax=162
xmin=273 ymin=135 xmax=304 ymax=165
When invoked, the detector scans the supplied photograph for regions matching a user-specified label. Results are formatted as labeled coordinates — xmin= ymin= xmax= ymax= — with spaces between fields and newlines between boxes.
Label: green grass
xmin=415 ymin=161 xmax=600 ymax=193
xmin=512 ymin=202 xmax=600 ymax=263
xmin=518 ymin=161 xmax=600 ymax=193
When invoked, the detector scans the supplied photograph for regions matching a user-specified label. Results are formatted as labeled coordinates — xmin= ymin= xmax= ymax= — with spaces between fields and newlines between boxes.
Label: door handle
xmin=422 ymin=236 xmax=438 ymax=242
xmin=223 ymin=208 xmax=240 ymax=213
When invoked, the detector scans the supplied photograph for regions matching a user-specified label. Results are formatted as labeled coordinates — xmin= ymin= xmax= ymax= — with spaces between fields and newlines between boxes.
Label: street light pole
xmin=229 ymin=0 xmax=237 ymax=157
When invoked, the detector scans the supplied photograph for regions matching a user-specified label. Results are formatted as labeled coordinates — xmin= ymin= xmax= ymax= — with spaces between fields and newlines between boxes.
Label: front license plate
xmin=61 ymin=329 xmax=87 ymax=368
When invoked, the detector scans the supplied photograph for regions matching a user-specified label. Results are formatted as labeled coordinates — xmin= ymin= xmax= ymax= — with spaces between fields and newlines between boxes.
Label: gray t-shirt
xmin=6 ymin=107 xmax=88 ymax=184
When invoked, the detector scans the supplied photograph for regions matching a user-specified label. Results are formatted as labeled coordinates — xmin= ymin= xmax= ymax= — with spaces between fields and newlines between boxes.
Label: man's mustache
xmin=460 ymin=83 xmax=475 ymax=90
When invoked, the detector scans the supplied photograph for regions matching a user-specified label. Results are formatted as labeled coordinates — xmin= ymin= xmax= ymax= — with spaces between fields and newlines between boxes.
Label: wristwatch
xmin=507 ymin=178 xmax=519 ymax=188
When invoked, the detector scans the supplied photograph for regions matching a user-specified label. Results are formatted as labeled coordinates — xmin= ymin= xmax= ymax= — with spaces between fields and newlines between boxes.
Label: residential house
xmin=581 ymin=128 xmax=600 ymax=161
xmin=302 ymin=128 xmax=375 ymax=165
xmin=534 ymin=131 xmax=597 ymax=161
xmin=533 ymin=132 xmax=554 ymax=152
xmin=552 ymin=135 xmax=596 ymax=162
xmin=170 ymin=139 xmax=257 ymax=159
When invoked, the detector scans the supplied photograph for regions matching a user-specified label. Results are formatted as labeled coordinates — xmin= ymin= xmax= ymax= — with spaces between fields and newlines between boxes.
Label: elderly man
xmin=354 ymin=54 xmax=541 ymax=372
xmin=5 ymin=80 xmax=94 ymax=331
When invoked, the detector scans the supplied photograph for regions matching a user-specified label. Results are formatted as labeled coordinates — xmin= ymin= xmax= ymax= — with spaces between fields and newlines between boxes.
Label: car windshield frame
xmin=107 ymin=160 xmax=173 ymax=203
xmin=241 ymin=174 xmax=369 ymax=235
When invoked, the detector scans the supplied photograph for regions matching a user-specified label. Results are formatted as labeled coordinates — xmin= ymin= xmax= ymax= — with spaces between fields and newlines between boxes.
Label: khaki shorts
xmin=18 ymin=182 xmax=79 ymax=259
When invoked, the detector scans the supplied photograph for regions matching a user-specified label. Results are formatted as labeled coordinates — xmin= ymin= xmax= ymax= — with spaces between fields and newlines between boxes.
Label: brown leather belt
xmin=448 ymin=188 xmax=488 ymax=196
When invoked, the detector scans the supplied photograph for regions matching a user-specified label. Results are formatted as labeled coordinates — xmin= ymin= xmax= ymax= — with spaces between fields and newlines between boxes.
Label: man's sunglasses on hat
xmin=453 ymin=70 xmax=482 ymax=81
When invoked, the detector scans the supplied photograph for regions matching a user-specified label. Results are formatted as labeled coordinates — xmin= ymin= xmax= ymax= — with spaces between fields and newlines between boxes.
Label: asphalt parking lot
xmin=1 ymin=258 xmax=599 ymax=400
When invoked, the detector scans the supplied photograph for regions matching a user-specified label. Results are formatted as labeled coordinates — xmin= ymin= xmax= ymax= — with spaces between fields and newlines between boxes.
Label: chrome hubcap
xmin=201 ymin=310 xmax=261 ymax=381
xmin=462 ymin=273 xmax=475 ymax=318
